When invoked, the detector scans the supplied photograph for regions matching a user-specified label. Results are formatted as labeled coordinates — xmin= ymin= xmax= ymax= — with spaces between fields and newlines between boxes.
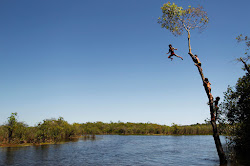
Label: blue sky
xmin=0 ymin=0 xmax=249 ymax=126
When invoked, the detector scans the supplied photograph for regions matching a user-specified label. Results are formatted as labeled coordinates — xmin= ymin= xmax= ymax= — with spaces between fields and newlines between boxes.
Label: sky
xmin=0 ymin=0 xmax=249 ymax=126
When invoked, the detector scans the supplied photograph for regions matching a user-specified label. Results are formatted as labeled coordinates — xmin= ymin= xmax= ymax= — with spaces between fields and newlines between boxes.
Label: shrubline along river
xmin=0 ymin=135 xmax=226 ymax=166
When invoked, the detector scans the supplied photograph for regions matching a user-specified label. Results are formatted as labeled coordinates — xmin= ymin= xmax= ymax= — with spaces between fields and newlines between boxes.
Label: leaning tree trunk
xmin=187 ymin=33 xmax=227 ymax=165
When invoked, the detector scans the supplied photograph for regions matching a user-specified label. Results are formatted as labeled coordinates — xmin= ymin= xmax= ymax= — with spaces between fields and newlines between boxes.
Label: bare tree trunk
xmin=188 ymin=31 xmax=192 ymax=53
xmin=188 ymin=52 xmax=227 ymax=165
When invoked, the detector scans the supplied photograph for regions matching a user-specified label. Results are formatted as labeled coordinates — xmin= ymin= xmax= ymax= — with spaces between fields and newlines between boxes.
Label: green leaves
xmin=7 ymin=112 xmax=18 ymax=130
xmin=158 ymin=2 xmax=209 ymax=36
xmin=158 ymin=2 xmax=184 ymax=36
xmin=220 ymin=72 xmax=250 ymax=157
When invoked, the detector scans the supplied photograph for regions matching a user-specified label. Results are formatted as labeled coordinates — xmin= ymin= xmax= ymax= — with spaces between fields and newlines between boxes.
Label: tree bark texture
xmin=188 ymin=52 xmax=227 ymax=165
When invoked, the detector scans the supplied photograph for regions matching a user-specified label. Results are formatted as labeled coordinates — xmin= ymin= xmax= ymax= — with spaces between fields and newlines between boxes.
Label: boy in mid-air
xmin=167 ymin=44 xmax=183 ymax=61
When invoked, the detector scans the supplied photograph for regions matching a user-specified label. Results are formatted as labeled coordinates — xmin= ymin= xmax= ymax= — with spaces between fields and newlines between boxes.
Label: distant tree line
xmin=81 ymin=121 xmax=213 ymax=135
xmin=0 ymin=113 xmax=214 ymax=146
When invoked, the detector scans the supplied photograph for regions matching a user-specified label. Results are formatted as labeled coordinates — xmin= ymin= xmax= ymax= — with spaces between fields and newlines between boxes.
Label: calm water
xmin=0 ymin=135 xmax=226 ymax=166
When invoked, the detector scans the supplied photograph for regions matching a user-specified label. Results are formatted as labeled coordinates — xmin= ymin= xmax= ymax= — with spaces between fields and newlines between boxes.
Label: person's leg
xmin=168 ymin=55 xmax=173 ymax=61
xmin=195 ymin=63 xmax=203 ymax=72
xmin=174 ymin=54 xmax=183 ymax=60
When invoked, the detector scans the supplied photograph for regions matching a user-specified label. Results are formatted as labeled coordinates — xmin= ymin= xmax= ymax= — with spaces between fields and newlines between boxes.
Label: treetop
xmin=158 ymin=1 xmax=209 ymax=36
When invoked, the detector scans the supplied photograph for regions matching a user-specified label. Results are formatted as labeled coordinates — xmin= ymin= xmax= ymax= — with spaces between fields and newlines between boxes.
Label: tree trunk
xmin=8 ymin=129 xmax=13 ymax=144
xmin=188 ymin=31 xmax=191 ymax=53
xmin=188 ymin=52 xmax=227 ymax=165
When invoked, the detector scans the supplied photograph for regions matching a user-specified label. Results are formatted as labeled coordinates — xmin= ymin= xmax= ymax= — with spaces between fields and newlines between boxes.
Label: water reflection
xmin=80 ymin=135 xmax=96 ymax=141
xmin=4 ymin=148 xmax=14 ymax=165
xmin=34 ymin=145 xmax=50 ymax=163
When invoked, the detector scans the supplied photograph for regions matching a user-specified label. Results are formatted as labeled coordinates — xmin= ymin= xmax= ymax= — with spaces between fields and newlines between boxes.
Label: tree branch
xmin=240 ymin=57 xmax=250 ymax=73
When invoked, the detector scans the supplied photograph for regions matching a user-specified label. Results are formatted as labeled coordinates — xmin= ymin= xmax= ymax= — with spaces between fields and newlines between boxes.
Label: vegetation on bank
xmin=0 ymin=113 xmax=214 ymax=147
xmin=0 ymin=113 xmax=83 ymax=146
xmin=219 ymin=68 xmax=250 ymax=161
xmin=218 ymin=35 xmax=250 ymax=163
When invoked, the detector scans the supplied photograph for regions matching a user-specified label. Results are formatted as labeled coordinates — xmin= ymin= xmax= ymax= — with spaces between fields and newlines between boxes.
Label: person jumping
xmin=167 ymin=44 xmax=183 ymax=61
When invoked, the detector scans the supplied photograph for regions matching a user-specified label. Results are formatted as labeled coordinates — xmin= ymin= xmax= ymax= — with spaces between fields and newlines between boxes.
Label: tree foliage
xmin=236 ymin=34 xmax=250 ymax=72
xmin=236 ymin=34 xmax=250 ymax=56
xmin=220 ymin=72 xmax=250 ymax=159
xmin=6 ymin=112 xmax=18 ymax=143
xmin=158 ymin=2 xmax=208 ymax=36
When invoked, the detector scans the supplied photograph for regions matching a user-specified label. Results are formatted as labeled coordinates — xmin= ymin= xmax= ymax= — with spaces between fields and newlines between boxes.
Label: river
xmin=0 ymin=135 xmax=226 ymax=166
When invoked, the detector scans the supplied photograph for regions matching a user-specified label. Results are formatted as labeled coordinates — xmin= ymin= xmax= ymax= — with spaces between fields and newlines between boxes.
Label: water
xmin=0 ymin=135 xmax=225 ymax=166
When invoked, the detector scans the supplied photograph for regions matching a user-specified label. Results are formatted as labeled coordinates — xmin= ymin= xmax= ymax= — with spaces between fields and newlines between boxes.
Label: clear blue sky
xmin=0 ymin=0 xmax=249 ymax=126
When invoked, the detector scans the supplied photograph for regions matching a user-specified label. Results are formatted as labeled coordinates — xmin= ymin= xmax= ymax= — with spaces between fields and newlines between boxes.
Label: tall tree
xmin=158 ymin=2 xmax=227 ymax=164
xmin=6 ymin=112 xmax=18 ymax=143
